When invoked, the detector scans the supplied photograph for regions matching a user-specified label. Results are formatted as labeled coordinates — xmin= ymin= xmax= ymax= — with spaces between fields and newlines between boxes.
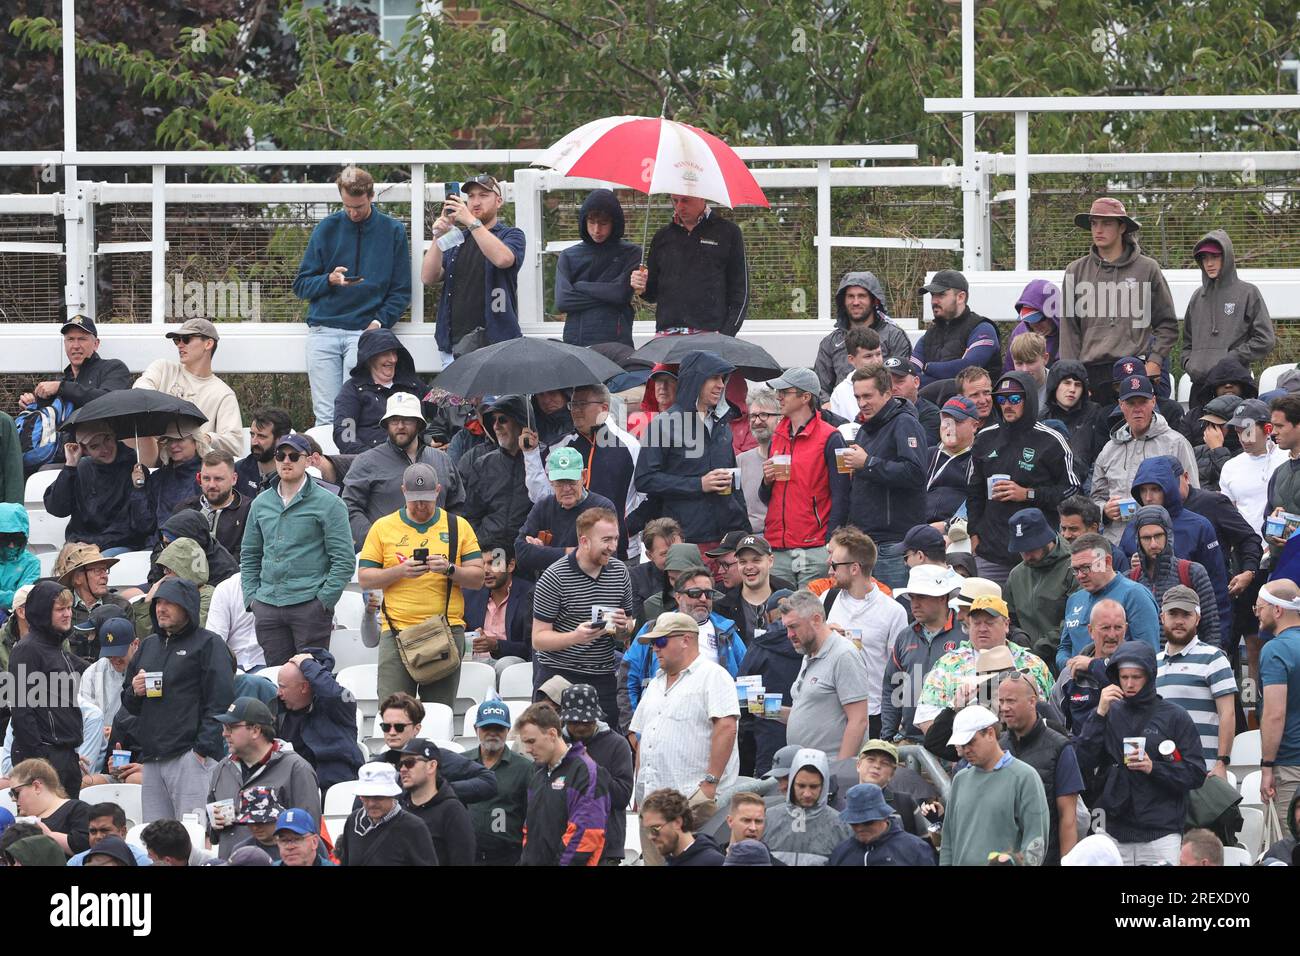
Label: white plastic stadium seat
xmin=1230 ymin=730 xmax=1261 ymax=770
xmin=36 ymin=551 xmax=58 ymax=576
xmin=336 ymin=664 xmax=379 ymax=719
xmin=25 ymin=510 xmax=69 ymax=549
xmin=305 ymin=425 xmax=339 ymax=456
xmin=1222 ymin=846 xmax=1252 ymax=866
xmin=108 ymin=550 xmax=153 ymax=588
xmin=1239 ymin=770 xmax=1262 ymax=806
xmin=372 ymin=703 xmax=453 ymax=742
xmin=79 ymin=783 xmax=144 ymax=828
xmin=1259 ymin=363 xmax=1297 ymax=394
xmin=434 ymin=739 xmax=464 ymax=753
xmin=24 ymin=469 xmax=60 ymax=506
xmin=1237 ymin=805 xmax=1264 ymax=858
xmin=323 ymin=781 xmax=368 ymax=817
xmin=329 ymin=629 xmax=374 ymax=672
xmin=1176 ymin=373 xmax=1192 ymax=404
xmin=453 ymin=662 xmax=496 ymax=716
xmin=497 ymin=661 xmax=534 ymax=699
xmin=0 ymin=790 xmax=16 ymax=816
xmin=332 ymin=590 xmax=365 ymax=631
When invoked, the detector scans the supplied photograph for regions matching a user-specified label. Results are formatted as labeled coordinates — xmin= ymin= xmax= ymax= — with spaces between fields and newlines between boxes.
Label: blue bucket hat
xmin=1007 ymin=507 xmax=1055 ymax=555
xmin=840 ymin=783 xmax=894 ymax=825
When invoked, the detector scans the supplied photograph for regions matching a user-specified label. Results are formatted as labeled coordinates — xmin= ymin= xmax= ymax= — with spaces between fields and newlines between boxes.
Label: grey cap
xmin=765 ymin=367 xmax=821 ymax=397
xmin=920 ymin=270 xmax=969 ymax=295
xmin=1226 ymin=399 xmax=1270 ymax=429
xmin=402 ymin=463 xmax=440 ymax=501
xmin=763 ymin=744 xmax=801 ymax=780
xmin=1161 ymin=584 xmax=1201 ymax=615
xmin=166 ymin=318 xmax=219 ymax=341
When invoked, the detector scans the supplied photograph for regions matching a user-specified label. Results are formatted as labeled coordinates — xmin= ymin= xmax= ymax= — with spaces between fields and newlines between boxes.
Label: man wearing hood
xmin=1090 ymin=374 xmax=1198 ymax=542
xmin=561 ymin=684 xmax=634 ymax=865
xmin=1060 ymin=198 xmax=1177 ymax=404
xmin=460 ymin=394 xmax=538 ymax=549
xmin=331 ymin=327 xmax=426 ymax=455
xmin=293 ymin=166 xmax=412 ymax=427
xmin=1003 ymin=278 xmax=1061 ymax=372
xmin=128 ymin=537 xmax=216 ymax=640
xmin=555 ymin=189 xmax=641 ymax=347
xmin=1043 ymin=360 xmax=1108 ymax=484
xmin=141 ymin=430 xmax=203 ymax=545
xmin=1075 ymin=640 xmax=1206 ymax=865
xmin=1004 ymin=508 xmax=1076 ymax=665
xmin=45 ymin=422 xmax=152 ymax=554
xmin=814 ymin=271 xmax=912 ymax=400
xmin=1126 ymin=506 xmax=1222 ymax=648
xmin=762 ymin=747 xmax=852 ymax=865
xmin=966 ymin=371 xmax=1080 ymax=584
xmin=0 ymin=503 xmax=39 ymax=611
xmin=1182 ymin=230 xmax=1274 ymax=388
xmin=911 ymin=270 xmax=1003 ymax=388
xmin=1119 ymin=456 xmax=1231 ymax=645
xmin=630 ymin=194 xmax=747 ymax=337
xmin=1183 ymin=354 xmax=1256 ymax=445
xmin=842 ymin=364 xmax=928 ymax=590
xmin=829 ymin=782 xmax=937 ymax=866
xmin=7 ymin=581 xmax=86 ymax=797
xmin=120 ymin=577 xmax=236 ymax=822
xmin=344 ymin=392 xmax=465 ymax=549
xmin=634 ymin=351 xmax=749 ymax=550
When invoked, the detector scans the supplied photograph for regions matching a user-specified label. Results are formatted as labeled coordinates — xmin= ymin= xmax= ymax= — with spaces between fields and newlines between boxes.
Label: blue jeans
xmin=100 ymin=547 xmax=132 ymax=557
xmin=306 ymin=325 xmax=364 ymax=427
xmin=873 ymin=542 xmax=909 ymax=592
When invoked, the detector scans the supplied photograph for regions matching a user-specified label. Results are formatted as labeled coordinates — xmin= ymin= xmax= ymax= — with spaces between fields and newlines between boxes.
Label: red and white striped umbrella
xmin=533 ymin=115 xmax=769 ymax=208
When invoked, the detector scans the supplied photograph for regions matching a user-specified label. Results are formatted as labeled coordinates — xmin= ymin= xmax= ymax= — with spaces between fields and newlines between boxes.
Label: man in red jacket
xmin=759 ymin=367 xmax=850 ymax=588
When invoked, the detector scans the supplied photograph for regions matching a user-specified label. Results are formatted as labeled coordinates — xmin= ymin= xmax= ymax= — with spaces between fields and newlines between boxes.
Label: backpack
xmin=1129 ymin=558 xmax=1193 ymax=590
xmin=16 ymin=398 xmax=72 ymax=472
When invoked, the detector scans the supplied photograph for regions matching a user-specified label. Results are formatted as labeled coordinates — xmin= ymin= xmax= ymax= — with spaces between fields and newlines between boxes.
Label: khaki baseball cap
xmin=638 ymin=611 xmax=700 ymax=643
xmin=166 ymin=318 xmax=219 ymax=341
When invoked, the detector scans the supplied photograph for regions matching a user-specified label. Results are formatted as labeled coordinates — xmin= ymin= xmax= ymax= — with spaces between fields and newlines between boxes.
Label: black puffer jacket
xmin=7 ymin=580 xmax=86 ymax=754
xmin=967 ymin=371 xmax=1081 ymax=563
xmin=1043 ymin=360 xmax=1109 ymax=481
xmin=460 ymin=395 xmax=537 ymax=548
xmin=333 ymin=327 xmax=426 ymax=454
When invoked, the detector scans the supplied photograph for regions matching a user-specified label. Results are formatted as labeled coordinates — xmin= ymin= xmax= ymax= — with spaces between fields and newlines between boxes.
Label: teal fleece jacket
xmin=292 ymin=208 xmax=411 ymax=330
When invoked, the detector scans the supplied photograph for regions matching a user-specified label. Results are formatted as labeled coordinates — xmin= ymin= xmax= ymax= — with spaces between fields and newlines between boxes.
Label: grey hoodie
xmin=1060 ymin=235 xmax=1177 ymax=364
xmin=1090 ymin=415 xmax=1199 ymax=542
xmin=1181 ymin=230 xmax=1275 ymax=383
xmin=761 ymin=748 xmax=851 ymax=866
xmin=342 ymin=439 xmax=465 ymax=549
xmin=814 ymin=272 xmax=913 ymax=400
xmin=1129 ymin=505 xmax=1222 ymax=646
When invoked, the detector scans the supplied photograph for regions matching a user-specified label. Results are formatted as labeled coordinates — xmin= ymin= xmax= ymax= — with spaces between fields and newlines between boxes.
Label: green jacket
xmin=0 ymin=413 xmax=23 ymax=505
xmin=240 ymin=475 xmax=355 ymax=610
xmin=132 ymin=537 xmax=214 ymax=639
xmin=461 ymin=744 xmax=531 ymax=856
xmin=1004 ymin=534 xmax=1076 ymax=664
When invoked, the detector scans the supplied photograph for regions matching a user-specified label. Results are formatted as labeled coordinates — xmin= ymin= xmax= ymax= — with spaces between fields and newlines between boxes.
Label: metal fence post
xmin=513 ymin=167 xmax=545 ymax=323
xmin=410 ymin=163 xmax=425 ymax=322
xmin=151 ymin=165 xmax=166 ymax=323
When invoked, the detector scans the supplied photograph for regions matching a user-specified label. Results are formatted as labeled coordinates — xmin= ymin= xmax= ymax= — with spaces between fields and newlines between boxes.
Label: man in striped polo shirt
xmin=1155 ymin=585 xmax=1237 ymax=775
xmin=531 ymin=506 xmax=635 ymax=728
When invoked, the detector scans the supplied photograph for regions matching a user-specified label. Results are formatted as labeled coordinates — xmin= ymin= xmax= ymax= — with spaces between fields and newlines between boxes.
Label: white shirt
xmin=697 ymin=618 xmax=719 ymax=664
xmin=825 ymin=585 xmax=908 ymax=716
xmin=830 ymin=375 xmax=859 ymax=423
xmin=629 ymin=656 xmax=740 ymax=803
xmin=1219 ymin=443 xmax=1287 ymax=544
xmin=208 ymin=574 xmax=265 ymax=671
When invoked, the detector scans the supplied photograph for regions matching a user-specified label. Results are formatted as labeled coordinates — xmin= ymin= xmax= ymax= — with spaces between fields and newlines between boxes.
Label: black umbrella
xmin=629 ymin=332 xmax=782 ymax=380
xmin=62 ymin=388 xmax=207 ymax=440
xmin=433 ymin=337 xmax=626 ymax=400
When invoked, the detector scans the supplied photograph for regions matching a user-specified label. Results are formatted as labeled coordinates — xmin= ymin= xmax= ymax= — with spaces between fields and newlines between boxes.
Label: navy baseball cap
xmin=902 ymin=524 xmax=946 ymax=554
xmin=274 ymin=808 xmax=317 ymax=837
xmin=1112 ymin=356 xmax=1145 ymax=382
xmin=1007 ymin=507 xmax=1055 ymax=555
xmin=940 ymin=395 xmax=980 ymax=422
xmin=1118 ymin=374 xmax=1154 ymax=400
xmin=474 ymin=699 xmax=512 ymax=729
xmin=61 ymin=314 xmax=98 ymax=337
xmin=276 ymin=434 xmax=311 ymax=455
xmin=97 ymin=618 xmax=136 ymax=658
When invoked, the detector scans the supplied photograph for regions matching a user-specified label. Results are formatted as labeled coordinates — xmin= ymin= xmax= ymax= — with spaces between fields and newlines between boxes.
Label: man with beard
xmin=344 ymin=392 xmax=465 ymax=549
xmin=235 ymin=407 xmax=292 ymax=499
xmin=171 ymin=450 xmax=251 ymax=555
xmin=463 ymin=700 xmax=530 ymax=865
xmin=815 ymin=270 xmax=913 ymax=400
xmin=515 ymin=447 xmax=621 ymax=577
xmin=460 ymin=395 xmax=538 ymax=550
xmin=1155 ymin=586 xmax=1237 ymax=774
xmin=1004 ymin=508 xmax=1078 ymax=665
xmin=763 ymin=747 xmax=852 ymax=866
xmin=911 ymin=270 xmax=1003 ymax=388
xmin=391 ymin=738 xmax=476 ymax=866
xmin=714 ymin=534 xmax=794 ymax=646
xmin=1128 ymin=505 xmax=1222 ymax=647
xmin=966 ymin=371 xmax=1080 ymax=585
xmin=737 ymin=389 xmax=779 ymax=532
xmin=561 ymin=683 xmax=634 ymax=865
xmin=6 ymin=581 xmax=86 ymax=797
xmin=640 ymin=787 xmax=726 ymax=865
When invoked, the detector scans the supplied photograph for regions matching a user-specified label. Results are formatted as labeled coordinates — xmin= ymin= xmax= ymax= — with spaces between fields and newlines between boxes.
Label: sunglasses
xmin=9 ymin=783 xmax=31 ymax=801
xmin=676 ymin=587 xmax=714 ymax=599
xmin=828 ymin=560 xmax=857 ymax=570
xmin=490 ymin=415 xmax=512 ymax=427
xmin=274 ymin=451 xmax=303 ymax=462
xmin=994 ymin=394 xmax=1025 ymax=406
xmin=651 ymin=636 xmax=672 ymax=649
xmin=397 ymin=757 xmax=427 ymax=770
xmin=380 ymin=722 xmax=409 ymax=733
xmin=646 ymin=823 xmax=668 ymax=836
xmin=172 ymin=334 xmax=207 ymax=345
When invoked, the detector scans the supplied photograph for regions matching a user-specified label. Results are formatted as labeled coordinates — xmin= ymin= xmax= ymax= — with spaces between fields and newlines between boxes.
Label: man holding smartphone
xmin=421 ymin=174 xmax=527 ymax=369
xmin=358 ymin=463 xmax=486 ymax=704
xmin=293 ymin=166 xmax=412 ymax=429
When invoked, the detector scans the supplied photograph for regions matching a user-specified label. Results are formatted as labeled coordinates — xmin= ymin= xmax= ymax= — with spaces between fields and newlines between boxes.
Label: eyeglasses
xmin=274 ymin=451 xmax=303 ymax=462
xmin=677 ymin=587 xmax=714 ymax=599
xmin=748 ymin=412 xmax=776 ymax=421
xmin=379 ymin=722 xmax=409 ymax=733
xmin=646 ymin=823 xmax=668 ymax=836
xmin=397 ymin=757 xmax=427 ymax=770
xmin=9 ymin=783 xmax=31 ymax=801
xmin=490 ymin=415 xmax=511 ymax=427
xmin=994 ymin=394 xmax=1025 ymax=406
xmin=222 ymin=722 xmax=249 ymax=731
xmin=275 ymin=833 xmax=310 ymax=845
xmin=566 ymin=400 xmax=603 ymax=410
